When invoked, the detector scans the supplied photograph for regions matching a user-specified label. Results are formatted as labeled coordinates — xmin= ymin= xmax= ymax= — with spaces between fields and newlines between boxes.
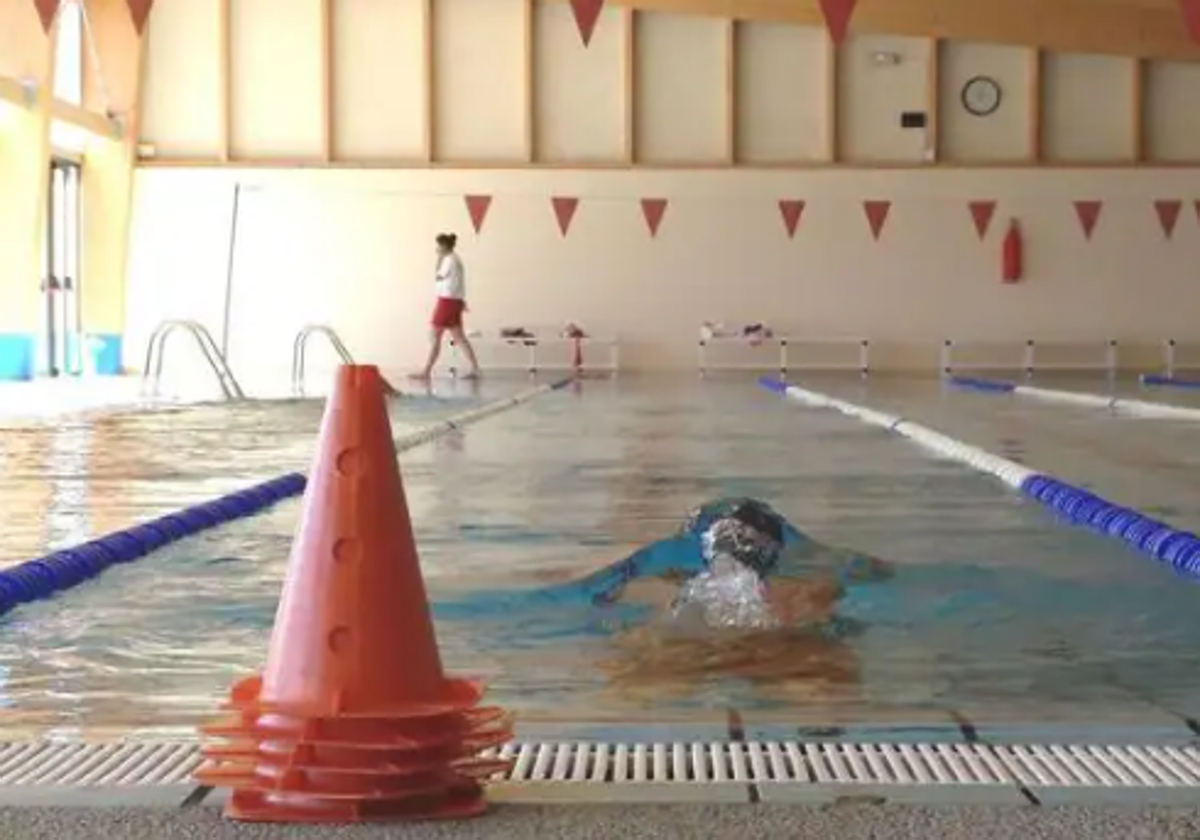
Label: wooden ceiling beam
xmin=546 ymin=0 xmax=1200 ymax=61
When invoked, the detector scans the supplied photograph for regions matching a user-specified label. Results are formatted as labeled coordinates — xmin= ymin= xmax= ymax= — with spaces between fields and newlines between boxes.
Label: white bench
xmin=698 ymin=334 xmax=870 ymax=377
xmin=448 ymin=334 xmax=619 ymax=375
xmin=940 ymin=338 xmax=1119 ymax=377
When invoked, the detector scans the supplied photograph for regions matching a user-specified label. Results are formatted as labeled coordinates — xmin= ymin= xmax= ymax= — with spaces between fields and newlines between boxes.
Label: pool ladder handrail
xmin=142 ymin=319 xmax=246 ymax=401
xmin=292 ymin=324 xmax=355 ymax=396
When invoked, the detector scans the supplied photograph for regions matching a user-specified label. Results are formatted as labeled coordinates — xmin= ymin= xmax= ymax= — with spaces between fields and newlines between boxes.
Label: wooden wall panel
xmin=1144 ymin=61 xmax=1200 ymax=162
xmin=228 ymin=0 xmax=324 ymax=159
xmin=632 ymin=11 xmax=725 ymax=163
xmin=938 ymin=42 xmax=1033 ymax=162
xmin=330 ymin=0 xmax=426 ymax=161
xmin=431 ymin=0 xmax=526 ymax=161
xmin=1042 ymin=53 xmax=1136 ymax=162
xmin=532 ymin=2 xmax=625 ymax=162
xmin=139 ymin=0 xmax=222 ymax=157
xmin=734 ymin=22 xmax=827 ymax=164
xmin=837 ymin=35 xmax=930 ymax=163
xmin=133 ymin=1 xmax=1200 ymax=168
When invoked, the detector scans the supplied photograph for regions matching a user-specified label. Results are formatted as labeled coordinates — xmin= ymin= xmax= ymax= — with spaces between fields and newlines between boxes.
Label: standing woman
xmin=414 ymin=232 xmax=481 ymax=380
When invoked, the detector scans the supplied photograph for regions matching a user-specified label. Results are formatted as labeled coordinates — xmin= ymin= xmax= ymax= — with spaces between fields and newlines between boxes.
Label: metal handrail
xmin=142 ymin=319 xmax=246 ymax=400
xmin=291 ymin=324 xmax=355 ymax=396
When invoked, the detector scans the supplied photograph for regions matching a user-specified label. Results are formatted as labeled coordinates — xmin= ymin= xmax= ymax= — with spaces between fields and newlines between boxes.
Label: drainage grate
xmin=0 ymin=741 xmax=201 ymax=786
xmin=0 ymin=740 xmax=1199 ymax=790
xmin=480 ymin=742 xmax=1200 ymax=788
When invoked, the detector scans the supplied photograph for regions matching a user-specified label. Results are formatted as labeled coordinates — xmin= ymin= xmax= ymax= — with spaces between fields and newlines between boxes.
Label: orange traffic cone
xmin=196 ymin=365 xmax=512 ymax=823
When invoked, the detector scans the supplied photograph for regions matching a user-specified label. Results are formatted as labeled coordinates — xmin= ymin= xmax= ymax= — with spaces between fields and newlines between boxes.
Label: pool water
xmin=2 ymin=375 xmax=1200 ymax=737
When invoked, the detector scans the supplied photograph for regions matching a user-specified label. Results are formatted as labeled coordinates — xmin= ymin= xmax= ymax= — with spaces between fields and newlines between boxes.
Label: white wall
xmin=126 ymin=166 xmax=1200 ymax=392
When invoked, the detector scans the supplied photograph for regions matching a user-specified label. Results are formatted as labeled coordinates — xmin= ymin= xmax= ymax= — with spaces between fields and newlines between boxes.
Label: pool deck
xmin=6 ymin=802 xmax=1200 ymax=840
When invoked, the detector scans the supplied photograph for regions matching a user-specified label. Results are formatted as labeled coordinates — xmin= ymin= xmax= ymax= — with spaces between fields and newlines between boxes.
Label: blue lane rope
xmin=759 ymin=376 xmax=1200 ymax=579
xmin=1140 ymin=374 xmax=1200 ymax=390
xmin=0 ymin=376 xmax=576 ymax=617
xmin=946 ymin=376 xmax=1017 ymax=394
xmin=0 ymin=473 xmax=307 ymax=616
xmin=1018 ymin=474 xmax=1200 ymax=576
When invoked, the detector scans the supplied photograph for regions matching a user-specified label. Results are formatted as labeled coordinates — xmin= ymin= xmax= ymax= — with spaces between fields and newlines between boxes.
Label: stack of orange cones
xmin=196 ymin=365 xmax=512 ymax=822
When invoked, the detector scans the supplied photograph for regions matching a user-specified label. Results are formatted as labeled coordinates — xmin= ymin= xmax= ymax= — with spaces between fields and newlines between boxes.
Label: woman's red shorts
xmin=431 ymin=297 xmax=465 ymax=329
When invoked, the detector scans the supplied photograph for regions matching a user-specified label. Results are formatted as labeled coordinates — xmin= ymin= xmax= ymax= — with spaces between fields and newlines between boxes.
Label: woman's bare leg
xmin=449 ymin=327 xmax=481 ymax=378
xmin=413 ymin=328 xmax=446 ymax=379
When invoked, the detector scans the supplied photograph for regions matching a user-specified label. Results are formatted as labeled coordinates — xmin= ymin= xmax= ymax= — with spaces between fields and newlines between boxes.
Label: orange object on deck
xmin=196 ymin=365 xmax=512 ymax=823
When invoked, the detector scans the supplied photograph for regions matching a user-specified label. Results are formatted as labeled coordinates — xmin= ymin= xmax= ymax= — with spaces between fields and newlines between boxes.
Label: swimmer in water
xmin=528 ymin=496 xmax=892 ymax=631
xmin=594 ymin=498 xmax=891 ymax=704
xmin=436 ymin=498 xmax=892 ymax=706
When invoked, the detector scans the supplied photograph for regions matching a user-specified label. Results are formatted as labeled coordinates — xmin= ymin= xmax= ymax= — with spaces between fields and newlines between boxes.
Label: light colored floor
xmin=4 ymin=803 xmax=1200 ymax=840
xmin=0 ymin=377 xmax=150 ymax=417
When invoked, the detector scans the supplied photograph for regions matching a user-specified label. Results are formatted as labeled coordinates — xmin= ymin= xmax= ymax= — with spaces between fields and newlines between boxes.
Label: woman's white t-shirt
xmin=435 ymin=253 xmax=466 ymax=300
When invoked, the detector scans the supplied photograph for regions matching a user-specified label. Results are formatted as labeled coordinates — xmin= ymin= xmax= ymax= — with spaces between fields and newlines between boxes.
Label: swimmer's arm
xmin=782 ymin=542 xmax=893 ymax=582
xmin=529 ymin=536 xmax=703 ymax=604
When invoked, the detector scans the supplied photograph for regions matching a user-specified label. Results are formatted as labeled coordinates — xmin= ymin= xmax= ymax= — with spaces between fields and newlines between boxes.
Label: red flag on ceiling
xmin=126 ymin=0 xmax=154 ymax=33
xmin=1074 ymin=200 xmax=1102 ymax=240
xmin=641 ymin=198 xmax=667 ymax=238
xmin=1181 ymin=0 xmax=1200 ymax=42
xmin=968 ymin=201 xmax=997 ymax=240
xmin=1154 ymin=200 xmax=1182 ymax=240
xmin=464 ymin=195 xmax=492 ymax=234
xmin=32 ymin=0 xmax=58 ymax=33
xmin=818 ymin=0 xmax=857 ymax=45
xmin=863 ymin=201 xmax=891 ymax=241
xmin=569 ymin=0 xmax=605 ymax=46
xmin=551 ymin=197 xmax=579 ymax=236
xmin=778 ymin=200 xmax=806 ymax=239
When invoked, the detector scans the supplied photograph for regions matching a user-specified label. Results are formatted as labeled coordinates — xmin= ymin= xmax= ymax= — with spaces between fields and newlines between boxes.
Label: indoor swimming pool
xmin=1 ymin=375 xmax=1200 ymax=741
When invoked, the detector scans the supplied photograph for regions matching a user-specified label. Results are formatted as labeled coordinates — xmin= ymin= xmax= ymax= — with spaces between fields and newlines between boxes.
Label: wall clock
xmin=961 ymin=76 xmax=1002 ymax=117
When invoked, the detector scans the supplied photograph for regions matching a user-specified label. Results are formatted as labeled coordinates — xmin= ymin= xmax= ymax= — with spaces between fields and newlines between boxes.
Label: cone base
xmin=225 ymin=782 xmax=489 ymax=824
xmin=200 ymin=729 xmax=511 ymax=773
xmin=197 ymin=755 xmax=511 ymax=792
xmin=202 ymin=702 xmax=510 ymax=749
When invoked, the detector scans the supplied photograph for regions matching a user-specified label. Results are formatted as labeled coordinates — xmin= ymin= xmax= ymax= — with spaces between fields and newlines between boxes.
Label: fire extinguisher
xmin=1001 ymin=218 xmax=1023 ymax=284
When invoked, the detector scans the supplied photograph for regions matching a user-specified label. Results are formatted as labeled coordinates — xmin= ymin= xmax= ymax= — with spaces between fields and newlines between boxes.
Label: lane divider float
xmin=760 ymin=376 xmax=1200 ymax=578
xmin=946 ymin=375 xmax=1200 ymax=421
xmin=0 ymin=377 xmax=575 ymax=616
xmin=1140 ymin=374 xmax=1200 ymax=391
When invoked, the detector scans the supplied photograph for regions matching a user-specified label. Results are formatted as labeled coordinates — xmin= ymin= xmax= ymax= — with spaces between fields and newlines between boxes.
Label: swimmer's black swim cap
xmin=691 ymin=498 xmax=786 ymax=578
xmin=726 ymin=499 xmax=784 ymax=545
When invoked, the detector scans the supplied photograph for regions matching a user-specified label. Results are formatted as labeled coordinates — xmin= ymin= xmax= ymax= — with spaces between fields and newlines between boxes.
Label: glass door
xmin=42 ymin=158 xmax=82 ymax=377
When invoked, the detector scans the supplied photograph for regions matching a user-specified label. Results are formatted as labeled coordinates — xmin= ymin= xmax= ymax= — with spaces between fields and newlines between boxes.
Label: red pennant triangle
xmin=641 ymin=198 xmax=667 ymax=238
xmin=968 ymin=201 xmax=997 ymax=240
xmin=464 ymin=195 xmax=492 ymax=234
xmin=1155 ymin=200 xmax=1182 ymax=240
xmin=33 ymin=0 xmax=58 ymax=33
xmin=863 ymin=201 xmax=891 ymax=241
xmin=1182 ymin=0 xmax=1200 ymax=42
xmin=551 ymin=197 xmax=579 ymax=236
xmin=126 ymin=0 xmax=154 ymax=33
xmin=1074 ymin=200 xmax=1102 ymax=240
xmin=818 ymin=0 xmax=857 ymax=45
xmin=569 ymin=0 xmax=605 ymax=46
xmin=778 ymin=200 xmax=806 ymax=238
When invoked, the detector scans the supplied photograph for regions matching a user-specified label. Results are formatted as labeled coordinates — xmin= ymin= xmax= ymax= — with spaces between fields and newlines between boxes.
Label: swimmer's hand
xmin=765 ymin=577 xmax=843 ymax=626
